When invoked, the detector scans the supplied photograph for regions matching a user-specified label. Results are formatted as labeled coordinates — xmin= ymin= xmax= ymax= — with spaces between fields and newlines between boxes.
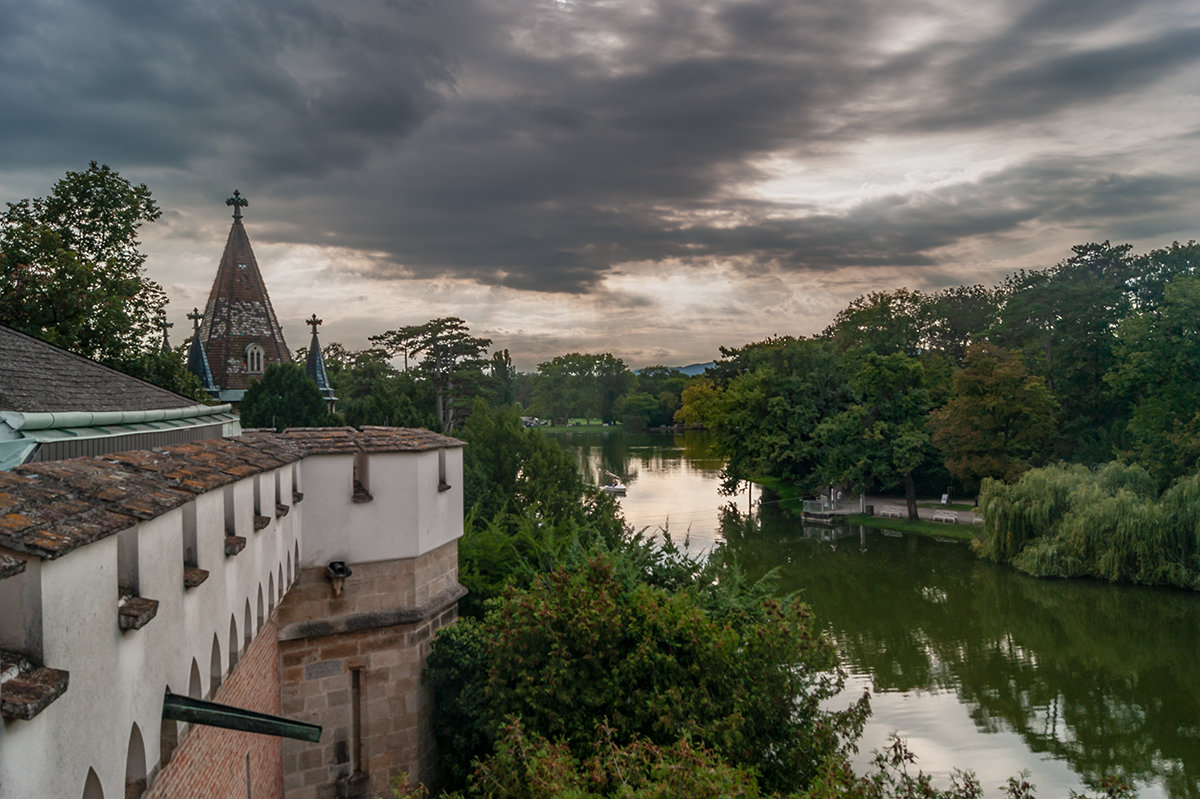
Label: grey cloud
xmin=3 ymin=0 xmax=1200 ymax=301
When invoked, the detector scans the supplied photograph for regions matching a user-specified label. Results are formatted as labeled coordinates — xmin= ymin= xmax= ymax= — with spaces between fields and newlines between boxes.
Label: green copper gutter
xmin=162 ymin=691 xmax=321 ymax=742
xmin=0 ymin=404 xmax=232 ymax=432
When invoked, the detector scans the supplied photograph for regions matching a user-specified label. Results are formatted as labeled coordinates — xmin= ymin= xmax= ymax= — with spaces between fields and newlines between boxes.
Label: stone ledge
xmin=277 ymin=583 xmax=467 ymax=642
xmin=225 ymin=535 xmax=247 ymax=556
xmin=1 ymin=649 xmax=69 ymax=720
xmin=254 ymin=514 xmax=271 ymax=531
xmin=183 ymin=567 xmax=210 ymax=588
xmin=119 ymin=595 xmax=160 ymax=630
xmin=275 ymin=503 xmax=290 ymax=518
xmin=293 ymin=491 xmax=304 ymax=504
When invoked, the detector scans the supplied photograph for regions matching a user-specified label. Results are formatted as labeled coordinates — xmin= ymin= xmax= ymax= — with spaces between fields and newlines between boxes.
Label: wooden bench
xmin=878 ymin=505 xmax=903 ymax=519
xmin=932 ymin=509 xmax=957 ymax=524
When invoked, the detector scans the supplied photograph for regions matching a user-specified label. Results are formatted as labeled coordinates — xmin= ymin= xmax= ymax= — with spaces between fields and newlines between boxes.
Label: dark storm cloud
xmin=3 ymin=0 xmax=1199 ymax=294
xmin=0 ymin=0 xmax=454 ymax=178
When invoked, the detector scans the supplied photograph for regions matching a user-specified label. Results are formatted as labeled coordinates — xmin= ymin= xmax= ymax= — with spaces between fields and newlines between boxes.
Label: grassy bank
xmin=846 ymin=513 xmax=978 ymax=541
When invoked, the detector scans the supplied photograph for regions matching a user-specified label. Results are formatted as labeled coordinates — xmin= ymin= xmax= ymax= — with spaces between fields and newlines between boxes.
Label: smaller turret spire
xmin=225 ymin=189 xmax=248 ymax=220
xmin=185 ymin=307 xmax=217 ymax=394
xmin=305 ymin=313 xmax=337 ymax=411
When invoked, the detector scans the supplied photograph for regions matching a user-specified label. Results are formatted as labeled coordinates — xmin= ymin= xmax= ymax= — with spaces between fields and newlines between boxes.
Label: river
xmin=550 ymin=429 xmax=1200 ymax=798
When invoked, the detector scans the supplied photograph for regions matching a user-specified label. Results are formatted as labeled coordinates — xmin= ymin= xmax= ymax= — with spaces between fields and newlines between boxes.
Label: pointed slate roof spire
xmin=305 ymin=314 xmax=337 ymax=409
xmin=185 ymin=307 xmax=217 ymax=393
xmin=197 ymin=191 xmax=291 ymax=400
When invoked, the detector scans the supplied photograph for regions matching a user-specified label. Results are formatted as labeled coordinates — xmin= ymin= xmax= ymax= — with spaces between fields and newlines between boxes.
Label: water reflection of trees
xmin=718 ymin=506 xmax=1200 ymax=797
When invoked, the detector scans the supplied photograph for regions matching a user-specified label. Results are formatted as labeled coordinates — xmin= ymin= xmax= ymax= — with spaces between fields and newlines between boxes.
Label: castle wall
xmin=276 ymin=540 xmax=462 ymax=799
xmin=0 ymin=465 xmax=301 ymax=799
xmin=145 ymin=619 xmax=284 ymax=799
xmin=0 ymin=430 xmax=463 ymax=799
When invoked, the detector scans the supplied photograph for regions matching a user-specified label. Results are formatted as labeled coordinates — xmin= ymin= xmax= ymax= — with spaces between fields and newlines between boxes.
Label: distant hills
xmin=635 ymin=362 xmax=715 ymax=376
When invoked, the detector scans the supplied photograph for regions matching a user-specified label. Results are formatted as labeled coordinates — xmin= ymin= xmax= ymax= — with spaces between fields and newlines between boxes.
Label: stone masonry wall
xmin=276 ymin=540 xmax=461 ymax=798
xmin=146 ymin=619 xmax=284 ymax=799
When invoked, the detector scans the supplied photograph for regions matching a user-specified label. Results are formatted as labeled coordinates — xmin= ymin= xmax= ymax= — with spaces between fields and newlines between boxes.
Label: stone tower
xmin=195 ymin=190 xmax=292 ymax=402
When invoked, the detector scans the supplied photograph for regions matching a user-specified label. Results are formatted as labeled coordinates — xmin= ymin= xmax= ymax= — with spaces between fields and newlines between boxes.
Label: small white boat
xmin=601 ymin=479 xmax=627 ymax=496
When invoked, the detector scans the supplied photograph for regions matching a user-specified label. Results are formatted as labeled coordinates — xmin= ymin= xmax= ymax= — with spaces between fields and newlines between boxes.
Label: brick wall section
xmin=146 ymin=620 xmax=284 ymax=799
xmin=276 ymin=541 xmax=460 ymax=798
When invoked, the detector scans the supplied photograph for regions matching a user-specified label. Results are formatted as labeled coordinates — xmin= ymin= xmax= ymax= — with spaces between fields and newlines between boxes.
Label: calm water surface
xmin=551 ymin=429 xmax=1200 ymax=798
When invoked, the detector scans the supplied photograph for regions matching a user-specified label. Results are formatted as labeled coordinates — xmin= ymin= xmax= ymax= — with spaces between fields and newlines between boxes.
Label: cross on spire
xmin=187 ymin=307 xmax=204 ymax=334
xmin=307 ymin=314 xmax=323 ymax=334
xmin=157 ymin=312 xmax=174 ymax=353
xmin=225 ymin=189 xmax=248 ymax=220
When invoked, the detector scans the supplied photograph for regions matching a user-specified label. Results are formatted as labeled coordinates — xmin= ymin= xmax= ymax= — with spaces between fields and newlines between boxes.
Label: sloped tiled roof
xmin=197 ymin=211 xmax=291 ymax=391
xmin=0 ymin=326 xmax=199 ymax=413
xmin=0 ymin=428 xmax=459 ymax=560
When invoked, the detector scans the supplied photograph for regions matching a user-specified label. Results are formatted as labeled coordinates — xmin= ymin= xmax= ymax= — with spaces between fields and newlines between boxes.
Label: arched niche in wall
xmin=159 ymin=686 xmax=179 ymax=771
xmin=188 ymin=659 xmax=202 ymax=699
xmin=243 ymin=600 xmax=253 ymax=651
xmin=268 ymin=572 xmax=276 ymax=615
xmin=125 ymin=723 xmax=147 ymax=799
xmin=209 ymin=633 xmax=222 ymax=695
xmin=228 ymin=614 xmax=239 ymax=671
xmin=256 ymin=585 xmax=265 ymax=633
xmin=278 ymin=563 xmax=284 ymax=599
xmin=82 ymin=767 xmax=104 ymax=799
xmin=286 ymin=549 xmax=293 ymax=585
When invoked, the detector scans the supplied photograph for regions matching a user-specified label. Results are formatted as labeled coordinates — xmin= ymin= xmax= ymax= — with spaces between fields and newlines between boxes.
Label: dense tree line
xmin=681 ymin=241 xmax=1200 ymax=524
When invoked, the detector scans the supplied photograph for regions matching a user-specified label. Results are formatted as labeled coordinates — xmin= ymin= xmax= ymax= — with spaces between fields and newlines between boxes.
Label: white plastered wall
xmin=297 ymin=447 xmax=463 ymax=568
xmin=0 ymin=465 xmax=302 ymax=799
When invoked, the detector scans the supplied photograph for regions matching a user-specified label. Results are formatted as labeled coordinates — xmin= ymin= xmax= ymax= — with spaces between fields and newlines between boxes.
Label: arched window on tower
xmin=245 ymin=343 xmax=265 ymax=375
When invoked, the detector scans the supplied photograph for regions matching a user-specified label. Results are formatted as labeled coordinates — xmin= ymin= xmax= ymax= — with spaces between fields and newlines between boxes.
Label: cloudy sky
xmin=3 ymin=0 xmax=1200 ymax=370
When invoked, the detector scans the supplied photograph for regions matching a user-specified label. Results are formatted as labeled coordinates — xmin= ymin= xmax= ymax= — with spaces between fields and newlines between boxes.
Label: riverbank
xmin=846 ymin=512 xmax=978 ymax=541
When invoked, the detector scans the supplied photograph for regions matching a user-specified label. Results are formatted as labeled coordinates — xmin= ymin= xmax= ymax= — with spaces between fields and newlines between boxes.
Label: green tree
xmin=427 ymin=554 xmax=868 ymax=796
xmin=680 ymin=337 xmax=851 ymax=492
xmin=994 ymin=242 xmax=1136 ymax=461
xmin=928 ymin=344 xmax=1057 ymax=490
xmin=817 ymin=353 xmax=935 ymax=520
xmin=824 ymin=288 xmax=924 ymax=356
xmin=370 ymin=317 xmax=492 ymax=432
xmin=238 ymin=363 xmax=341 ymax=431
xmin=0 ymin=162 xmax=165 ymax=365
xmin=455 ymin=401 xmax=625 ymax=616
xmin=615 ymin=391 xmax=659 ymax=431
xmin=1106 ymin=274 xmax=1200 ymax=486
xmin=918 ymin=284 xmax=1000 ymax=364
xmin=327 ymin=348 xmax=437 ymax=429
xmin=531 ymin=353 xmax=633 ymax=423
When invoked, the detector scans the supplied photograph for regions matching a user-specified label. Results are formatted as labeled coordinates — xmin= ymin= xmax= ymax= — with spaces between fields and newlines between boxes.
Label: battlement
xmin=0 ymin=427 xmax=464 ymax=799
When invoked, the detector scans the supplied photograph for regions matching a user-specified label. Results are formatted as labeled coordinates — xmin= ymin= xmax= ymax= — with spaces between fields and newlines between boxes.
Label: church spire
xmin=197 ymin=190 xmax=291 ymax=401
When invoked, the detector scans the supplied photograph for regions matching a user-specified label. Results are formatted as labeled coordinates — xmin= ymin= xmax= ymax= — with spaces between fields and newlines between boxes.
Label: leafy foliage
xmin=325 ymin=347 xmax=437 ymax=430
xmin=427 ymin=553 xmax=868 ymax=796
xmin=370 ymin=317 xmax=492 ymax=432
xmin=929 ymin=344 xmax=1056 ymax=490
xmin=979 ymin=461 xmax=1200 ymax=588
xmin=238 ymin=363 xmax=342 ymax=431
xmin=816 ymin=353 xmax=935 ymax=519
xmin=678 ymin=337 xmax=851 ymax=492
xmin=531 ymin=353 xmax=634 ymax=424
xmin=455 ymin=401 xmax=625 ymax=616
xmin=0 ymin=162 xmax=165 ymax=366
